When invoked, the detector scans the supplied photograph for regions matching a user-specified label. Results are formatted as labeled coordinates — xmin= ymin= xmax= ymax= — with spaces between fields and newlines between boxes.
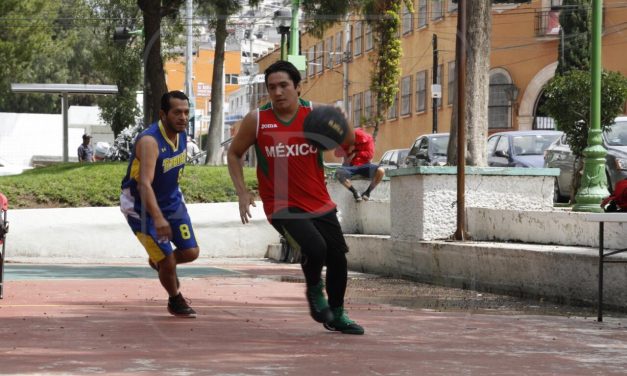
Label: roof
xmin=11 ymin=83 xmax=118 ymax=95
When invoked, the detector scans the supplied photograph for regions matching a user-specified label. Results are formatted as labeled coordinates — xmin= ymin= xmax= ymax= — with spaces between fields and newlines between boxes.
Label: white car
xmin=0 ymin=157 xmax=30 ymax=177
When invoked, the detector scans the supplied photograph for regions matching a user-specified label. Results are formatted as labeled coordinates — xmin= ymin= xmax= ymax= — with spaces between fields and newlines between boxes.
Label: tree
xmin=542 ymin=70 xmax=627 ymax=200
xmin=447 ymin=0 xmax=491 ymax=166
xmin=197 ymin=0 xmax=259 ymax=165
xmin=0 ymin=1 xmax=80 ymax=113
xmin=137 ymin=0 xmax=184 ymax=126
xmin=556 ymin=0 xmax=590 ymax=75
xmin=88 ymin=0 xmax=144 ymax=136
xmin=302 ymin=0 xmax=410 ymax=143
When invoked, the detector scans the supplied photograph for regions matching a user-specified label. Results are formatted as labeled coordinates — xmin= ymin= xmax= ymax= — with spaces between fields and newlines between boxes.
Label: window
xmin=225 ymin=74 xmax=239 ymax=84
xmin=347 ymin=25 xmax=353 ymax=57
xmin=447 ymin=61 xmax=456 ymax=105
xmin=488 ymin=72 xmax=512 ymax=129
xmin=354 ymin=22 xmax=363 ymax=56
xmin=335 ymin=32 xmax=343 ymax=65
xmin=353 ymin=93 xmax=362 ymax=127
xmin=315 ymin=42 xmax=323 ymax=74
xmin=364 ymin=90 xmax=373 ymax=121
xmin=326 ymin=37 xmax=334 ymax=69
xmin=402 ymin=4 xmax=413 ymax=35
xmin=431 ymin=0 xmax=444 ymax=20
xmin=495 ymin=136 xmax=510 ymax=156
xmin=308 ymin=46 xmax=315 ymax=77
xmin=448 ymin=0 xmax=457 ymax=12
xmin=487 ymin=135 xmax=499 ymax=155
xmin=388 ymin=92 xmax=399 ymax=120
xmin=418 ymin=0 xmax=428 ymax=28
xmin=365 ymin=24 xmax=373 ymax=51
xmin=416 ymin=70 xmax=427 ymax=113
xmin=401 ymin=76 xmax=412 ymax=116
xmin=434 ymin=64 xmax=443 ymax=108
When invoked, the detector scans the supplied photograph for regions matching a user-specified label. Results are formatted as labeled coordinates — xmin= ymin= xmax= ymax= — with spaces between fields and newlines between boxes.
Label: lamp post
xmin=573 ymin=0 xmax=606 ymax=212
xmin=273 ymin=10 xmax=291 ymax=60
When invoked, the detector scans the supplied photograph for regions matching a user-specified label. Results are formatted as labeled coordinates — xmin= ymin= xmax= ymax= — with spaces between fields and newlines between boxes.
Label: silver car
xmin=544 ymin=116 xmax=627 ymax=202
xmin=378 ymin=148 xmax=409 ymax=170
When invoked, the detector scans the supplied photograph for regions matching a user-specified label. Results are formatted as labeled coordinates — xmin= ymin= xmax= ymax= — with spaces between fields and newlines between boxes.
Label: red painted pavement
xmin=1 ymin=261 xmax=627 ymax=375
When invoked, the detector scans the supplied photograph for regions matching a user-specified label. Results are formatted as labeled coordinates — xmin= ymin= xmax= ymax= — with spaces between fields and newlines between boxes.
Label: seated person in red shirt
xmin=334 ymin=127 xmax=385 ymax=202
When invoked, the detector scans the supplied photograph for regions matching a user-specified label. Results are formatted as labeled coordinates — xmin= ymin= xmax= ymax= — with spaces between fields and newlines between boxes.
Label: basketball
xmin=303 ymin=106 xmax=349 ymax=150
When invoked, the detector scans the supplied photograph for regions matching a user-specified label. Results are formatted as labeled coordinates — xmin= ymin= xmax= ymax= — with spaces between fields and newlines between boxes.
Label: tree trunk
xmin=465 ymin=0 xmax=491 ymax=166
xmin=446 ymin=0 xmax=491 ymax=166
xmin=138 ymin=0 xmax=168 ymax=126
xmin=204 ymin=17 xmax=227 ymax=165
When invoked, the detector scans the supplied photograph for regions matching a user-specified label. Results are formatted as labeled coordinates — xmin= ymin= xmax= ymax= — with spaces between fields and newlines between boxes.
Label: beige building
xmin=254 ymin=0 xmax=627 ymax=161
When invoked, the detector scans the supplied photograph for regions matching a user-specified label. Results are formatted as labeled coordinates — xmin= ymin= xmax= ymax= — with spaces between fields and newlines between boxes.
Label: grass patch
xmin=0 ymin=162 xmax=257 ymax=209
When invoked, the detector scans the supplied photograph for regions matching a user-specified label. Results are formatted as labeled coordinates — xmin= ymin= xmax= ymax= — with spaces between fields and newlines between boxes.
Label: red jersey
xmin=255 ymin=99 xmax=336 ymax=219
xmin=335 ymin=127 xmax=374 ymax=166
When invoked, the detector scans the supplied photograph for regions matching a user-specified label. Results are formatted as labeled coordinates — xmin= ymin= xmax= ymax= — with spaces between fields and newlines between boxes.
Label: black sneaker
xmin=167 ymin=293 xmax=196 ymax=318
xmin=323 ymin=306 xmax=364 ymax=335
xmin=353 ymin=192 xmax=363 ymax=202
xmin=305 ymin=281 xmax=334 ymax=323
xmin=149 ymin=258 xmax=180 ymax=289
xmin=361 ymin=193 xmax=370 ymax=201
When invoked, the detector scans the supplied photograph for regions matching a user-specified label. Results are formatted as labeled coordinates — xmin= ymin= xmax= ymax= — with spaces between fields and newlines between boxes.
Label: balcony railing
xmin=535 ymin=7 xmax=605 ymax=38
xmin=535 ymin=10 xmax=562 ymax=37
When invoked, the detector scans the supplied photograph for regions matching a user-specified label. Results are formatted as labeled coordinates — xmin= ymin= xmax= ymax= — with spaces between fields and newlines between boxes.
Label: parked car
xmin=544 ymin=116 xmax=627 ymax=202
xmin=378 ymin=148 xmax=409 ymax=169
xmin=404 ymin=133 xmax=450 ymax=167
xmin=0 ymin=157 xmax=30 ymax=177
xmin=487 ymin=130 xmax=562 ymax=168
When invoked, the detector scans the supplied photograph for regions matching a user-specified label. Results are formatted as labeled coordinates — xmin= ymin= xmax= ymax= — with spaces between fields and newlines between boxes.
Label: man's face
xmin=160 ymin=98 xmax=190 ymax=133
xmin=266 ymin=71 xmax=300 ymax=112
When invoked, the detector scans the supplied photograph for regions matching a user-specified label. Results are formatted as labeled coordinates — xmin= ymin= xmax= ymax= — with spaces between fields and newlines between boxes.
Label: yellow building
xmin=164 ymin=45 xmax=241 ymax=139
xmin=256 ymin=0 xmax=627 ymax=161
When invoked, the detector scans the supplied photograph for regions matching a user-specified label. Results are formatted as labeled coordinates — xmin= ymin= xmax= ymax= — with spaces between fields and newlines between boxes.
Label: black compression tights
xmin=272 ymin=209 xmax=348 ymax=308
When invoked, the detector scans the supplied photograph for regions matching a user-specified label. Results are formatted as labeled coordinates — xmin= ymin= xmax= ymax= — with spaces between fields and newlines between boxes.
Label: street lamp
xmin=273 ymin=9 xmax=291 ymax=60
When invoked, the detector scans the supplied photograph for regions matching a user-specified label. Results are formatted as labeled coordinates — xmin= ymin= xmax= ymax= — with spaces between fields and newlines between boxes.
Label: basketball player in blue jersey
xmin=121 ymin=91 xmax=199 ymax=318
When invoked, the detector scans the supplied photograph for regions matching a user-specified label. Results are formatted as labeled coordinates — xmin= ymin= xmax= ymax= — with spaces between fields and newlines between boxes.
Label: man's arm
xmin=135 ymin=136 xmax=172 ymax=242
xmin=227 ymin=111 xmax=257 ymax=224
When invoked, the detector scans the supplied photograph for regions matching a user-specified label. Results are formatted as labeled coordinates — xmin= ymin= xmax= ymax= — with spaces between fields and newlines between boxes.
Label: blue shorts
xmin=337 ymin=163 xmax=379 ymax=179
xmin=126 ymin=204 xmax=197 ymax=262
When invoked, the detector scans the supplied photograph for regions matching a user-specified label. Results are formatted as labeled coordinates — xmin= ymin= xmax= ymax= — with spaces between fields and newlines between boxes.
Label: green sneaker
xmin=324 ymin=306 xmax=365 ymax=335
xmin=305 ymin=281 xmax=333 ymax=323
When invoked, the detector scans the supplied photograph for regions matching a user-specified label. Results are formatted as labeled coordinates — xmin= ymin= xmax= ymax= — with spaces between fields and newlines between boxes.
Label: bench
xmin=585 ymin=212 xmax=627 ymax=321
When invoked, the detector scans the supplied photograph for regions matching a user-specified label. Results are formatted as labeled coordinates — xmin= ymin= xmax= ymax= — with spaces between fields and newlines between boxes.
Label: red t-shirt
xmin=255 ymin=99 xmax=336 ymax=219
xmin=335 ymin=127 xmax=374 ymax=166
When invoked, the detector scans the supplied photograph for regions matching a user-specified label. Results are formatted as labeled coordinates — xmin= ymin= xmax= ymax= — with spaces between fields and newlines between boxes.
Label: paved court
xmin=1 ymin=259 xmax=627 ymax=375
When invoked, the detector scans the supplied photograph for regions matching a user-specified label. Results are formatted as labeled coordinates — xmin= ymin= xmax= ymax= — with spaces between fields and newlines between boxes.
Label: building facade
xmin=255 ymin=0 xmax=627 ymax=161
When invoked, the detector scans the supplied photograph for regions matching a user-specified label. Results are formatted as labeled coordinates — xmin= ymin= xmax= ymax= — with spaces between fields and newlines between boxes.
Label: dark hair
xmin=264 ymin=60 xmax=301 ymax=88
xmin=161 ymin=90 xmax=189 ymax=113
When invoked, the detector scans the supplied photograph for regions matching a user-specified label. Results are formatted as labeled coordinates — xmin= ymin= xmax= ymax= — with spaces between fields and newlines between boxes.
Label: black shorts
xmin=270 ymin=207 xmax=348 ymax=254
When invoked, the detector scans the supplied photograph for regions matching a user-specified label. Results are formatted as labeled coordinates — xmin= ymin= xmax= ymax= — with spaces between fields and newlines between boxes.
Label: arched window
xmin=488 ymin=71 xmax=514 ymax=129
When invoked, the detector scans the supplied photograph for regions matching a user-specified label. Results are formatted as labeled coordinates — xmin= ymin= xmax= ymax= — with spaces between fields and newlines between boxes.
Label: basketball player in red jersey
xmin=227 ymin=61 xmax=364 ymax=335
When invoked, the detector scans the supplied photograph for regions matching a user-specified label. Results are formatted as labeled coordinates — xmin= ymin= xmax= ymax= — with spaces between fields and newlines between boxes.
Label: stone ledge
xmin=387 ymin=166 xmax=560 ymax=177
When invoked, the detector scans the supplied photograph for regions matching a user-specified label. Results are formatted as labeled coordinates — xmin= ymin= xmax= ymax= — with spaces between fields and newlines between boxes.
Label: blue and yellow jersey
xmin=120 ymin=121 xmax=187 ymax=218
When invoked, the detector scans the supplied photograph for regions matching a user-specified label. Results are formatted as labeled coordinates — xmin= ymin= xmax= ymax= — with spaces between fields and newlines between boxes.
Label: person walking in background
xmin=120 ymin=91 xmax=200 ymax=318
xmin=334 ymin=127 xmax=385 ymax=202
xmin=77 ymin=134 xmax=95 ymax=163
xmin=227 ymin=60 xmax=364 ymax=335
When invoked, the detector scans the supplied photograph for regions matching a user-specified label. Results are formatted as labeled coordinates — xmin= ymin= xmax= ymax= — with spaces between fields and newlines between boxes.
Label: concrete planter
xmin=387 ymin=166 xmax=559 ymax=240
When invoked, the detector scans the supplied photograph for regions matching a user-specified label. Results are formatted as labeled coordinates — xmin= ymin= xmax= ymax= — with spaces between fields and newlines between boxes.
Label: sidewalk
xmin=1 ymin=259 xmax=627 ymax=375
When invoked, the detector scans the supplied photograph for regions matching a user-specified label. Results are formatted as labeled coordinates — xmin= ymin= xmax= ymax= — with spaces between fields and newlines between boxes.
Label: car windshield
xmin=430 ymin=136 xmax=449 ymax=156
xmin=605 ymin=120 xmax=627 ymax=146
xmin=512 ymin=134 xmax=561 ymax=156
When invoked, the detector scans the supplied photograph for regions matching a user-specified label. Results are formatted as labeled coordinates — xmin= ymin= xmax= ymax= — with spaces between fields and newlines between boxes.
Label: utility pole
xmin=432 ymin=33 xmax=439 ymax=134
xmin=454 ymin=0 xmax=467 ymax=241
xmin=343 ymin=14 xmax=350 ymax=115
xmin=287 ymin=0 xmax=306 ymax=72
xmin=573 ymin=0 xmax=606 ymax=212
xmin=184 ymin=0 xmax=195 ymax=137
